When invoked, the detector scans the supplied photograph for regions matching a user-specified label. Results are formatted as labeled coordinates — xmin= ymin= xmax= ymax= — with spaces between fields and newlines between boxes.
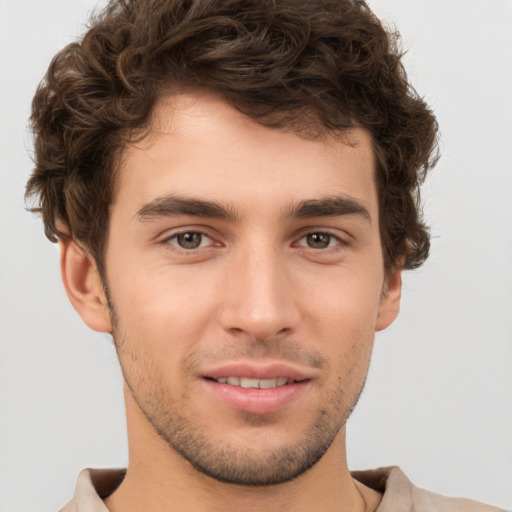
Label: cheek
xmin=302 ymin=269 xmax=383 ymax=329
xmin=108 ymin=264 xmax=220 ymax=357
xmin=301 ymin=269 xmax=382 ymax=367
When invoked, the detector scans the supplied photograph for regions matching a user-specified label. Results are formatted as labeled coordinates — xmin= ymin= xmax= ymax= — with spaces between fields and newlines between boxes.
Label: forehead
xmin=114 ymin=91 xmax=377 ymax=217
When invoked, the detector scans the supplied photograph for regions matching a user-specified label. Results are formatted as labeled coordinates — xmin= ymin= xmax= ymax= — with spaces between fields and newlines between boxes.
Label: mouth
xmin=201 ymin=363 xmax=312 ymax=414
xmin=206 ymin=376 xmax=297 ymax=389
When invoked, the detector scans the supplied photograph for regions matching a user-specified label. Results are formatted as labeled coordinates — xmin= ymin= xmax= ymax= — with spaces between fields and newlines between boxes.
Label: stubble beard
xmin=108 ymin=303 xmax=369 ymax=486
xmin=123 ymin=367 xmax=366 ymax=486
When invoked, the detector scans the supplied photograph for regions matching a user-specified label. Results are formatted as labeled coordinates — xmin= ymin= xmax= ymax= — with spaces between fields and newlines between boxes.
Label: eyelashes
xmin=165 ymin=231 xmax=215 ymax=250
xmin=295 ymin=232 xmax=346 ymax=250
xmin=162 ymin=229 xmax=349 ymax=252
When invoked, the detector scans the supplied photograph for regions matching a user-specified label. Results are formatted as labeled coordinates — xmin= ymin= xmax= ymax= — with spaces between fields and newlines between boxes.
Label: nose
xmin=218 ymin=244 xmax=300 ymax=342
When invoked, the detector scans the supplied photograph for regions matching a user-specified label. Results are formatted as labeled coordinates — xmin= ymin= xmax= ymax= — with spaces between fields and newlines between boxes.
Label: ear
xmin=58 ymin=235 xmax=112 ymax=333
xmin=376 ymin=270 xmax=402 ymax=332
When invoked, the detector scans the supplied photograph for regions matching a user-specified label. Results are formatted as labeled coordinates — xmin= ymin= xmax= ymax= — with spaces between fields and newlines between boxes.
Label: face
xmin=95 ymin=91 xmax=400 ymax=485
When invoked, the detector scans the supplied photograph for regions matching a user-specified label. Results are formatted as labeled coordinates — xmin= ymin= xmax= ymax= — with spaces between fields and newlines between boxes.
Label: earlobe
xmin=376 ymin=270 xmax=402 ymax=332
xmin=59 ymin=235 xmax=112 ymax=333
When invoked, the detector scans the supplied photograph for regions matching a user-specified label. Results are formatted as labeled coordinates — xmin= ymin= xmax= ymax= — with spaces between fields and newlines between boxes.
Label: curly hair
xmin=26 ymin=0 xmax=438 ymax=278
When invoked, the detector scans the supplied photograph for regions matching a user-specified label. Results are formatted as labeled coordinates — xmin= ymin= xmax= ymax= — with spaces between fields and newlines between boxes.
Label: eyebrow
xmin=286 ymin=196 xmax=371 ymax=223
xmin=136 ymin=194 xmax=371 ymax=224
xmin=137 ymin=195 xmax=239 ymax=221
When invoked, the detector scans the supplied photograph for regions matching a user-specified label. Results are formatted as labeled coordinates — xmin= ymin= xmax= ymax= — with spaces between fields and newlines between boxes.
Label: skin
xmin=60 ymin=90 xmax=401 ymax=512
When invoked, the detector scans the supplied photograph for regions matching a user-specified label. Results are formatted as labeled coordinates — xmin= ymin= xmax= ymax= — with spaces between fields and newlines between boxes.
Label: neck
xmin=104 ymin=389 xmax=381 ymax=512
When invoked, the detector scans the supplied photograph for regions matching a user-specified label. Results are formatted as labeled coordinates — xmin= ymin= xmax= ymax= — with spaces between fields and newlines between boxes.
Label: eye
xmin=167 ymin=231 xmax=213 ymax=250
xmin=297 ymin=232 xmax=343 ymax=249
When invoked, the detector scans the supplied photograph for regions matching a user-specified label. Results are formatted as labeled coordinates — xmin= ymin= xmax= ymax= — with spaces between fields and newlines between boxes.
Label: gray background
xmin=1 ymin=0 xmax=511 ymax=510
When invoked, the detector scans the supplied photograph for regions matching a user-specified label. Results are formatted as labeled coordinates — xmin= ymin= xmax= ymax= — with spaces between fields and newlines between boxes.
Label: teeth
xmin=259 ymin=378 xmax=278 ymax=389
xmin=240 ymin=377 xmax=260 ymax=388
xmin=215 ymin=377 xmax=292 ymax=389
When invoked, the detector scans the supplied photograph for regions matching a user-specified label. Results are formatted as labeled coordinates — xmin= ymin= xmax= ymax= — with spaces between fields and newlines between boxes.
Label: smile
xmin=212 ymin=377 xmax=294 ymax=389
xmin=203 ymin=376 xmax=310 ymax=414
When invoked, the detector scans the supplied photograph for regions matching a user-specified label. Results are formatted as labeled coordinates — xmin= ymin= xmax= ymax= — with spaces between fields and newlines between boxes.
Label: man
xmin=22 ymin=0 xmax=508 ymax=511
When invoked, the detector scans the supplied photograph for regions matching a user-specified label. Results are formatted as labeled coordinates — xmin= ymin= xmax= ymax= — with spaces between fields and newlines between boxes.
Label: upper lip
xmin=201 ymin=361 xmax=312 ymax=381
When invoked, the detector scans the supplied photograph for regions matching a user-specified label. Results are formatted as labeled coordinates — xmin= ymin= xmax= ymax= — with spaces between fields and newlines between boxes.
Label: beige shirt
xmin=60 ymin=466 xmax=507 ymax=512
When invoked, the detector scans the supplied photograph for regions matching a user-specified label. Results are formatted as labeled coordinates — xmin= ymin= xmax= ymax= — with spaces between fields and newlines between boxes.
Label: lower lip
xmin=202 ymin=379 xmax=309 ymax=414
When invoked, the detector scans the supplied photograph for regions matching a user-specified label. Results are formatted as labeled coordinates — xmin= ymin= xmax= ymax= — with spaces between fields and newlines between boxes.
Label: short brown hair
xmin=26 ymin=0 xmax=439 ymax=277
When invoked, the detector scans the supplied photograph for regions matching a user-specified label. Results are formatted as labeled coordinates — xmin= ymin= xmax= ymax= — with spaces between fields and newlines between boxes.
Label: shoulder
xmin=59 ymin=468 xmax=124 ymax=512
xmin=352 ymin=466 xmax=508 ymax=512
